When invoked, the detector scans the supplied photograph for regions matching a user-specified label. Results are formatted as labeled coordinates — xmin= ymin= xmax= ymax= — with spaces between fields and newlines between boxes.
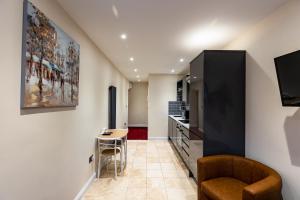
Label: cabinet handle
xmin=182 ymin=147 xmax=189 ymax=157
xmin=182 ymin=139 xmax=189 ymax=148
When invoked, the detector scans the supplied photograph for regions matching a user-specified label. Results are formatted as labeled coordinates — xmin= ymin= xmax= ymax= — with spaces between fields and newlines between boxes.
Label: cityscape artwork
xmin=21 ymin=0 xmax=80 ymax=108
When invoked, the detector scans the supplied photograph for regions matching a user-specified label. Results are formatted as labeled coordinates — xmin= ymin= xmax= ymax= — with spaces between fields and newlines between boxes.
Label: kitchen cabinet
xmin=189 ymin=50 xmax=245 ymax=179
xmin=175 ymin=122 xmax=182 ymax=153
xmin=177 ymin=76 xmax=190 ymax=104
xmin=181 ymin=126 xmax=190 ymax=168
xmin=168 ymin=116 xmax=192 ymax=176
xmin=172 ymin=119 xmax=177 ymax=144
xmin=182 ymin=76 xmax=190 ymax=104
xmin=176 ymin=80 xmax=183 ymax=101
xmin=189 ymin=131 xmax=203 ymax=179
xmin=168 ymin=117 xmax=172 ymax=139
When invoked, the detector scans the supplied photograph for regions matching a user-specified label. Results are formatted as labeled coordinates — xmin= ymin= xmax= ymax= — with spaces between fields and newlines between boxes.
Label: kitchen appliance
xmin=181 ymin=105 xmax=190 ymax=120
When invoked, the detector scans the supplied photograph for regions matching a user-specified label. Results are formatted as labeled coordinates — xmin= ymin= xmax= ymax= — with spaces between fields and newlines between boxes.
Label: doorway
xmin=128 ymin=82 xmax=148 ymax=140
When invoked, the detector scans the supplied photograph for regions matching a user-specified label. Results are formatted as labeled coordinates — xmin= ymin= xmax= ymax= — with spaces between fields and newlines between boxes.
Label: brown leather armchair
xmin=197 ymin=155 xmax=282 ymax=200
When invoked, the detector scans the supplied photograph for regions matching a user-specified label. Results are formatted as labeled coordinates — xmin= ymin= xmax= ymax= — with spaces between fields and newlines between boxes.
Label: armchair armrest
xmin=243 ymin=176 xmax=282 ymax=200
xmin=197 ymin=155 xmax=233 ymax=183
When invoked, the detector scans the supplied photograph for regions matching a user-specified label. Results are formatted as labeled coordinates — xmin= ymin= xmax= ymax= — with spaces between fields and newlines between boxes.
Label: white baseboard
xmin=148 ymin=136 xmax=168 ymax=140
xmin=128 ymin=124 xmax=148 ymax=127
xmin=74 ymin=172 xmax=96 ymax=200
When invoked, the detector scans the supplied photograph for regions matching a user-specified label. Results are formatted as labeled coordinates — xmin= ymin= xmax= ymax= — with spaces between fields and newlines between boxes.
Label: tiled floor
xmin=82 ymin=140 xmax=197 ymax=200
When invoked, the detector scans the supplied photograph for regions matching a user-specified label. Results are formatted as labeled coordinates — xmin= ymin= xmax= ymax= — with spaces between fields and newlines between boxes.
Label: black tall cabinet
xmin=189 ymin=50 xmax=245 ymax=178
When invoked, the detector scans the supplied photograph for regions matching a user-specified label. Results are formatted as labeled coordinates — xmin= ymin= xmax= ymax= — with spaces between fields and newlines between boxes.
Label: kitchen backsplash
xmin=168 ymin=101 xmax=185 ymax=115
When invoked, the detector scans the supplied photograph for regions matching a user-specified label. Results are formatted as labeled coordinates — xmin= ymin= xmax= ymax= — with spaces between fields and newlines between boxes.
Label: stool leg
xmin=120 ymin=149 xmax=123 ymax=175
xmin=114 ymin=154 xmax=117 ymax=179
xmin=107 ymin=157 xmax=111 ymax=172
xmin=97 ymin=151 xmax=101 ymax=179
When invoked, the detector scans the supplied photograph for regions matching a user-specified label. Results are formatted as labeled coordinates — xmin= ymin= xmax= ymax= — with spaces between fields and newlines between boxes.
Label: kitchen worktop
xmin=168 ymin=115 xmax=189 ymax=129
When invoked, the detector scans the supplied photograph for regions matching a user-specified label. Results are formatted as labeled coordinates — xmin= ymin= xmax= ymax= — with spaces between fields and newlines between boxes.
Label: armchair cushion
xmin=233 ymin=158 xmax=254 ymax=184
xmin=198 ymin=155 xmax=233 ymax=183
xmin=202 ymin=177 xmax=247 ymax=200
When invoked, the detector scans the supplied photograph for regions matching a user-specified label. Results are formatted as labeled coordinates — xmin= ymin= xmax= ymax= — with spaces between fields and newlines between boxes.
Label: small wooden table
xmin=97 ymin=129 xmax=128 ymax=141
xmin=96 ymin=129 xmax=128 ymax=177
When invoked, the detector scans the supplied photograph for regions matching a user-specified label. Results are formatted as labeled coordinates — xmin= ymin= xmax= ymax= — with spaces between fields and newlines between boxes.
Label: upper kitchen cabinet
xmin=177 ymin=75 xmax=190 ymax=104
xmin=177 ymin=80 xmax=183 ymax=102
xmin=189 ymin=50 xmax=246 ymax=158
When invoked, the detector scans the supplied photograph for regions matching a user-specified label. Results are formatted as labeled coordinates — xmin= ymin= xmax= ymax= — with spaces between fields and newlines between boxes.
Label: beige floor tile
xmin=159 ymin=156 xmax=173 ymax=162
xmin=132 ymin=162 xmax=147 ymax=170
xmin=162 ymin=169 xmax=188 ymax=178
xmin=134 ymin=157 xmax=147 ymax=164
xmin=159 ymin=157 xmax=175 ymax=163
xmin=147 ymin=155 xmax=160 ymax=160
xmin=147 ymin=150 xmax=157 ymax=153
xmin=83 ymin=140 xmax=198 ymax=200
xmin=147 ymin=163 xmax=161 ymax=170
xmin=127 ymin=156 xmax=135 ymax=163
xmin=147 ymin=177 xmax=165 ymax=188
xmin=147 ymin=188 xmax=168 ymax=200
xmin=147 ymin=157 xmax=161 ymax=163
xmin=127 ymin=169 xmax=147 ymax=177
xmin=127 ymin=177 xmax=147 ymax=188
xmin=162 ymin=165 xmax=187 ymax=174
xmin=161 ymin=163 xmax=178 ymax=171
xmin=164 ymin=178 xmax=196 ymax=192
xmin=146 ymin=146 xmax=157 ymax=150
xmin=84 ymin=193 xmax=126 ymax=200
xmin=166 ymin=188 xmax=197 ymax=200
xmin=133 ymin=152 xmax=147 ymax=158
xmin=188 ymin=178 xmax=198 ymax=190
xmin=147 ymin=169 xmax=163 ymax=178
xmin=126 ymin=188 xmax=147 ymax=200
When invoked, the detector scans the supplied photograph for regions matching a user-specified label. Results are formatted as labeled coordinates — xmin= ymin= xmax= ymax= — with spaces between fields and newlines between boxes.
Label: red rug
xmin=128 ymin=127 xmax=148 ymax=140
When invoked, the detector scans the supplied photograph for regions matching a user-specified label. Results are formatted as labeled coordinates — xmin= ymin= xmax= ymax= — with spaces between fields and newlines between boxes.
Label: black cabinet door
xmin=190 ymin=53 xmax=204 ymax=138
xmin=203 ymin=51 xmax=245 ymax=156
xmin=189 ymin=50 xmax=245 ymax=159
xmin=189 ymin=53 xmax=205 ymax=179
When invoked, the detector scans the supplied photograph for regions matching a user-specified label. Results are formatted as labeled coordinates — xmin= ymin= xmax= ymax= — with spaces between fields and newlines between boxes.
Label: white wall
xmin=148 ymin=74 xmax=179 ymax=138
xmin=0 ymin=0 xmax=129 ymax=200
xmin=225 ymin=1 xmax=300 ymax=199
xmin=128 ymin=82 xmax=148 ymax=126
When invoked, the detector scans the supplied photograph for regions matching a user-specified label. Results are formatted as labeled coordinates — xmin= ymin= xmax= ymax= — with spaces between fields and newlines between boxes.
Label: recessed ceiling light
xmin=120 ymin=34 xmax=127 ymax=40
xmin=180 ymin=58 xmax=184 ymax=62
xmin=136 ymin=75 xmax=140 ymax=78
xmin=112 ymin=5 xmax=119 ymax=19
xmin=134 ymin=68 xmax=138 ymax=72
xmin=171 ymin=69 xmax=175 ymax=73
xmin=130 ymin=57 xmax=134 ymax=62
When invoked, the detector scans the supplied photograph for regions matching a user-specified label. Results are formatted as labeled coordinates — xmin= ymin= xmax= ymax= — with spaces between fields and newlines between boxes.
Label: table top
xmin=97 ymin=129 xmax=128 ymax=140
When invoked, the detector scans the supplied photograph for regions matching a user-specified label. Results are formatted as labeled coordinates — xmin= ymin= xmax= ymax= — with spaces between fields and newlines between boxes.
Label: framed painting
xmin=21 ymin=0 xmax=80 ymax=108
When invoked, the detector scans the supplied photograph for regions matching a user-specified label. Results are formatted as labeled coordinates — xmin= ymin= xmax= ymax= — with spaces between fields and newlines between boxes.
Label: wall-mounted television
xmin=274 ymin=50 xmax=300 ymax=106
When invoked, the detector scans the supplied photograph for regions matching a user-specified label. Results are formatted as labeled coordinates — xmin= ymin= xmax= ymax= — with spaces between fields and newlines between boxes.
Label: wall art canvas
xmin=21 ymin=0 xmax=80 ymax=108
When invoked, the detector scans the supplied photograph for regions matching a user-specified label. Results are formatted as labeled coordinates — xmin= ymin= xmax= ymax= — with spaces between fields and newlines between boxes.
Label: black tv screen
xmin=275 ymin=50 xmax=300 ymax=106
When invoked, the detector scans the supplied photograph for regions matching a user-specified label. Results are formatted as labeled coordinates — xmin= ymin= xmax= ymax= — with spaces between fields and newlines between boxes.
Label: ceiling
xmin=57 ymin=0 xmax=288 ymax=82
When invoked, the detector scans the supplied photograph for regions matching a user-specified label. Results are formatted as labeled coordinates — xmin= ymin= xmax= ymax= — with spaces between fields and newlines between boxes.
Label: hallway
xmin=83 ymin=140 xmax=197 ymax=200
